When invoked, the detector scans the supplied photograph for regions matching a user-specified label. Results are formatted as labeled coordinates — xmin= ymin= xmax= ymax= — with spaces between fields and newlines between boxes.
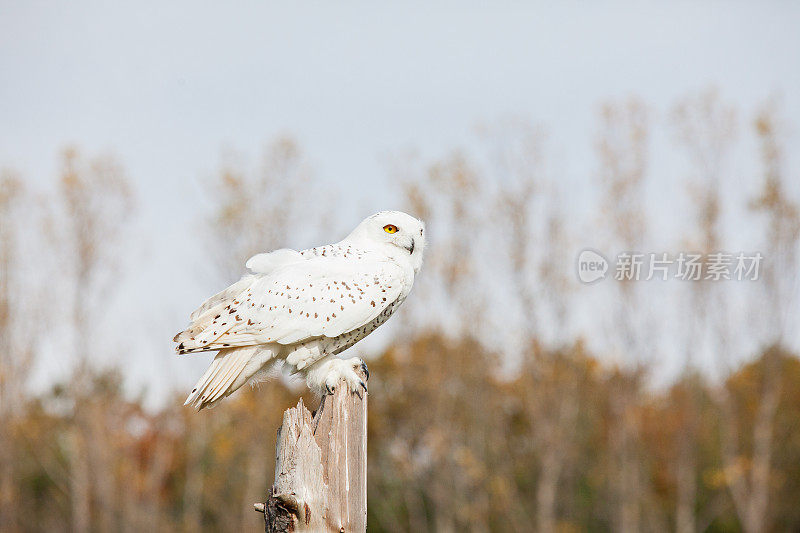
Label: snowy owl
xmin=175 ymin=210 xmax=425 ymax=410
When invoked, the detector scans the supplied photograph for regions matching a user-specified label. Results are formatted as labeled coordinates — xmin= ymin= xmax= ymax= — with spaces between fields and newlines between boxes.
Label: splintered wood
xmin=256 ymin=379 xmax=367 ymax=533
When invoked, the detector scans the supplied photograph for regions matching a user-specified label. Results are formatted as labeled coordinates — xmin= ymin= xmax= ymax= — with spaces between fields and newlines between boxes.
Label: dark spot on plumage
xmin=214 ymin=314 xmax=220 ymax=319
xmin=371 ymin=301 xmax=375 ymax=307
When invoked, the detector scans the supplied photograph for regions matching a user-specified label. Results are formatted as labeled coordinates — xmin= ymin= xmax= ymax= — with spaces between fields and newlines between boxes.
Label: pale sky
xmin=2 ymin=1 xmax=799 ymax=404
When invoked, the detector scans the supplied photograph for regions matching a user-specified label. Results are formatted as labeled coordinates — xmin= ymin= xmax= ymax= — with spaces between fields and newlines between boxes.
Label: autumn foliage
xmin=1 ymin=91 xmax=799 ymax=532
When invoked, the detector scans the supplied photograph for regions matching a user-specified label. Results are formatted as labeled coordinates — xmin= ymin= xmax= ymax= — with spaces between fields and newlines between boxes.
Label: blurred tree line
xmin=1 ymin=90 xmax=799 ymax=532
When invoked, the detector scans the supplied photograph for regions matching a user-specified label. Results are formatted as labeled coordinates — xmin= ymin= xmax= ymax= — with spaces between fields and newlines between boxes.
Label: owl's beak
xmin=404 ymin=238 xmax=415 ymax=254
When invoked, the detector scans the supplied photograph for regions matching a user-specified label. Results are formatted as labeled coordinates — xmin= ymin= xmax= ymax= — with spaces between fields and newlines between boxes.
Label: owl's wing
xmin=184 ymin=249 xmax=303 ymax=323
xmin=175 ymin=256 xmax=405 ymax=353
xmin=245 ymin=248 xmax=304 ymax=274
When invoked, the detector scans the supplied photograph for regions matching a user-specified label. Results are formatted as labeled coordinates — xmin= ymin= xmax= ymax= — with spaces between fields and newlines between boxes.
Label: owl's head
xmin=348 ymin=211 xmax=426 ymax=272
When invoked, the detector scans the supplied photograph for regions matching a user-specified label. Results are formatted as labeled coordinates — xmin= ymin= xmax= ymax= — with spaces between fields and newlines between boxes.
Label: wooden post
xmin=255 ymin=374 xmax=367 ymax=532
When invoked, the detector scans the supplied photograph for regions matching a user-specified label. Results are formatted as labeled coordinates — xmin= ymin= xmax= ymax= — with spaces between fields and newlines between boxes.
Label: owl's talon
xmin=360 ymin=361 xmax=370 ymax=380
xmin=308 ymin=357 xmax=372 ymax=396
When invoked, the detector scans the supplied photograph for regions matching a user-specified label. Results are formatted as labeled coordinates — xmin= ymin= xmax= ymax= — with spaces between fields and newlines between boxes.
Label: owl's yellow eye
xmin=383 ymin=224 xmax=398 ymax=234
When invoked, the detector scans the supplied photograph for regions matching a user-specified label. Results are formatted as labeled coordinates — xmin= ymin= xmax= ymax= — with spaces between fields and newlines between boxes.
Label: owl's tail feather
xmin=184 ymin=346 xmax=275 ymax=410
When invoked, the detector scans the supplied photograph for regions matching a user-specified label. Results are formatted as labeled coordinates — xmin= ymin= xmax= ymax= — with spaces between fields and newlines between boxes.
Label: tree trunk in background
xmin=89 ymin=402 xmax=116 ymax=533
xmin=610 ymin=382 xmax=642 ymax=533
xmin=675 ymin=424 xmax=697 ymax=533
xmin=242 ymin=440 xmax=270 ymax=531
xmin=182 ymin=417 xmax=207 ymax=532
xmin=69 ymin=427 xmax=91 ymax=533
xmin=536 ymin=444 xmax=561 ymax=533
xmin=720 ymin=347 xmax=782 ymax=533
xmin=256 ymin=374 xmax=367 ymax=533
xmin=0 ymin=425 xmax=16 ymax=532
xmin=675 ymin=380 xmax=698 ymax=533
xmin=144 ymin=435 xmax=171 ymax=532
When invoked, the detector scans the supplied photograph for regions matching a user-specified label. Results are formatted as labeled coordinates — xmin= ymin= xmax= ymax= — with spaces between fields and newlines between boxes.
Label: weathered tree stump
xmin=255 ymin=375 xmax=367 ymax=532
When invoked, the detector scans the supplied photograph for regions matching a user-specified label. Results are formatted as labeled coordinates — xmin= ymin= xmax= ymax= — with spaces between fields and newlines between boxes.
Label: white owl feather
xmin=175 ymin=210 xmax=425 ymax=410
